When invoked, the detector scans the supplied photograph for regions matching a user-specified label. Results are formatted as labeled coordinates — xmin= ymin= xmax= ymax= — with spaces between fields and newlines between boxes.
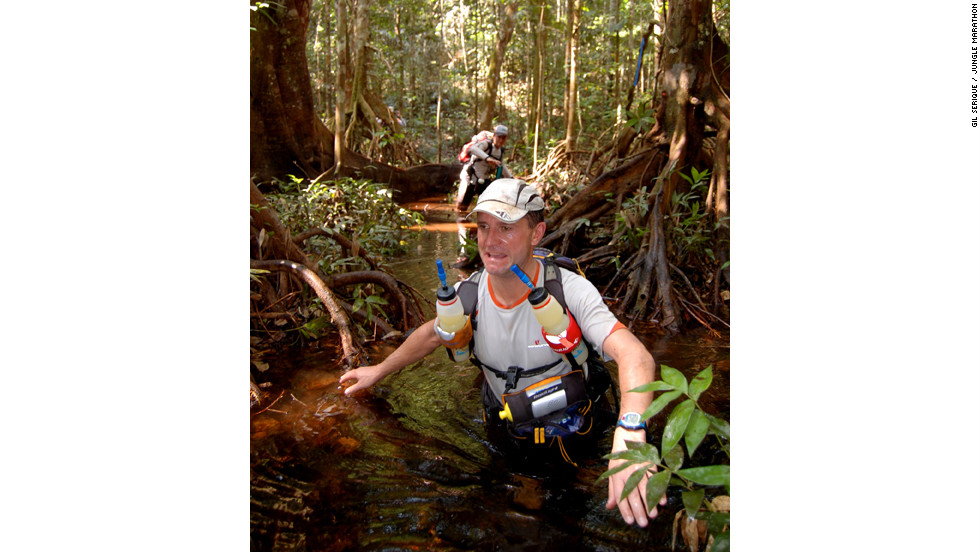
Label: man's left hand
xmin=605 ymin=426 xmax=667 ymax=527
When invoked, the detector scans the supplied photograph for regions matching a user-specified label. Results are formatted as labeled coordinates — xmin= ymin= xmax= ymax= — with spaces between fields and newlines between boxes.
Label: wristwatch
xmin=617 ymin=412 xmax=646 ymax=430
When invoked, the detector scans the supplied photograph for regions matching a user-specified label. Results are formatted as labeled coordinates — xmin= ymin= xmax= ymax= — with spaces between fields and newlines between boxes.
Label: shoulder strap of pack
xmin=540 ymin=256 xmax=606 ymax=380
xmin=482 ymin=139 xmax=499 ymax=159
xmin=541 ymin=256 xmax=566 ymax=311
xmin=457 ymin=268 xmax=483 ymax=318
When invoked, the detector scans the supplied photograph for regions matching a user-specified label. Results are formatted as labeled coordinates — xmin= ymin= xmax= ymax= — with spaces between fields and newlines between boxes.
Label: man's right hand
xmin=339 ymin=365 xmax=386 ymax=395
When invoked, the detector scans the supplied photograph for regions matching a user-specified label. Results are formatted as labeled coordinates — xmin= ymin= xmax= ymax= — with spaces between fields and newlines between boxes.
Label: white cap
xmin=469 ymin=178 xmax=545 ymax=223
xmin=494 ymin=124 xmax=508 ymax=136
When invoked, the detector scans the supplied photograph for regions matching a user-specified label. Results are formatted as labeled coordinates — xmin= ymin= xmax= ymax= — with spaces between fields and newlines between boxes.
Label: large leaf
xmin=659 ymin=365 xmax=689 ymax=395
xmin=662 ymin=399 xmax=696 ymax=454
xmin=684 ymin=410 xmax=711 ymax=456
xmin=629 ymin=380 xmax=676 ymax=394
xmin=644 ymin=469 xmax=672 ymax=509
xmin=597 ymin=461 xmax=636 ymax=482
xmin=704 ymin=413 xmax=730 ymax=440
xmin=663 ymin=443 xmax=685 ymax=471
xmin=620 ymin=463 xmax=652 ymax=501
xmin=624 ymin=440 xmax=658 ymax=456
xmin=681 ymin=488 xmax=705 ymax=519
xmin=604 ymin=448 xmax=653 ymax=465
xmin=676 ymin=465 xmax=730 ymax=487
xmin=641 ymin=390 xmax=682 ymax=422
xmin=688 ymin=366 xmax=713 ymax=401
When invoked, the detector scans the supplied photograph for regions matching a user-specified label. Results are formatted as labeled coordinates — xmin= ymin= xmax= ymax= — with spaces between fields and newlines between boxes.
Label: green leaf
xmin=707 ymin=528 xmax=729 ymax=552
xmin=624 ymin=440 xmax=657 ymax=454
xmin=697 ymin=512 xmax=731 ymax=538
xmin=660 ymin=365 xmax=688 ymax=394
xmin=662 ymin=399 xmax=696 ymax=454
xmin=640 ymin=389 xmax=682 ymax=421
xmin=604 ymin=447 xmax=655 ymax=465
xmin=644 ymin=469 xmax=671 ymax=510
xmin=629 ymin=380 xmax=676 ymax=393
xmin=620 ymin=463 xmax=651 ymax=501
xmin=676 ymin=465 xmax=730 ymax=486
xmin=704 ymin=413 xmax=730 ymax=440
xmin=681 ymin=488 xmax=705 ymax=519
xmin=663 ymin=443 xmax=685 ymax=471
xmin=688 ymin=366 xmax=713 ymax=401
xmin=597 ymin=462 xmax=635 ymax=482
xmin=684 ymin=409 xmax=710 ymax=456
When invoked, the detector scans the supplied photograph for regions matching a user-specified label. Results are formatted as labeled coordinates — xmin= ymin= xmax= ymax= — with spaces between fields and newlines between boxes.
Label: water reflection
xmin=250 ymin=197 xmax=730 ymax=551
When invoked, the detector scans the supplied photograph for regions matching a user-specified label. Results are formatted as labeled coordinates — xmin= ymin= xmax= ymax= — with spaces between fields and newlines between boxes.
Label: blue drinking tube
xmin=436 ymin=259 xmax=448 ymax=288
xmin=510 ymin=264 xmax=535 ymax=289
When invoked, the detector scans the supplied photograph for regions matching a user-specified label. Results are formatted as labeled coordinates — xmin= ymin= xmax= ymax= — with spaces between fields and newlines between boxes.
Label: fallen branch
xmin=675 ymin=292 xmax=724 ymax=337
xmin=251 ymin=389 xmax=286 ymax=416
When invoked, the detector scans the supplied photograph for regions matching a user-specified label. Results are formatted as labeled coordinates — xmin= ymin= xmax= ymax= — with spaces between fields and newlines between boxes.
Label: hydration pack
xmin=457 ymin=130 xmax=496 ymax=163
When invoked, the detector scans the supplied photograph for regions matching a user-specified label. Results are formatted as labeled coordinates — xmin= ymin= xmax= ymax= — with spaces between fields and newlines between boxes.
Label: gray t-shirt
xmin=457 ymin=260 xmax=622 ymax=401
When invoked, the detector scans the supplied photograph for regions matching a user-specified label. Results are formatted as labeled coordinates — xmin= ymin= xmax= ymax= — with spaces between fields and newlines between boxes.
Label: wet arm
xmin=340 ymin=319 xmax=442 ymax=395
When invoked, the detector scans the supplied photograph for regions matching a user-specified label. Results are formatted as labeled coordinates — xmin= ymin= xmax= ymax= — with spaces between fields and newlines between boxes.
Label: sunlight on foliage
xmin=267 ymin=175 xmax=424 ymax=271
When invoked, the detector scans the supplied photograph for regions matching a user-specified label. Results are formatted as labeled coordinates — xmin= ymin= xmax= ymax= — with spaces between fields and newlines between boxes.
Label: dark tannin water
xmin=250 ymin=199 xmax=729 ymax=551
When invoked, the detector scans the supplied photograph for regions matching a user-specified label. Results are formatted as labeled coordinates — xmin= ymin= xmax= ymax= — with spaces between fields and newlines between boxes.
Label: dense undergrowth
xmin=251 ymin=176 xmax=424 ymax=352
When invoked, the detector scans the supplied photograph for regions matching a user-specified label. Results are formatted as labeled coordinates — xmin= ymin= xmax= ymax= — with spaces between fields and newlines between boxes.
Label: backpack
xmin=457 ymin=130 xmax=495 ymax=163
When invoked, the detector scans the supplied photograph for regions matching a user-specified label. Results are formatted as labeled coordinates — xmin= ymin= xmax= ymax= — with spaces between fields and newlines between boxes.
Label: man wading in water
xmin=341 ymin=179 xmax=667 ymax=527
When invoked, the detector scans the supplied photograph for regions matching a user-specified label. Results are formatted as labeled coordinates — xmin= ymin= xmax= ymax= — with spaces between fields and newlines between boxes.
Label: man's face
xmin=493 ymin=134 xmax=507 ymax=148
xmin=476 ymin=212 xmax=544 ymax=276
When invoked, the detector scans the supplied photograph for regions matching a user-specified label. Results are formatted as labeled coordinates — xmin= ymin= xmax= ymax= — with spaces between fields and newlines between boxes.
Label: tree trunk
xmin=333 ymin=0 xmax=348 ymax=172
xmin=657 ymin=0 xmax=724 ymax=211
xmin=250 ymin=0 xmax=324 ymax=179
xmin=478 ymin=3 xmax=519 ymax=130
xmin=530 ymin=0 xmax=547 ymax=170
xmin=563 ymin=0 xmax=582 ymax=160
xmin=251 ymin=0 xmax=458 ymax=201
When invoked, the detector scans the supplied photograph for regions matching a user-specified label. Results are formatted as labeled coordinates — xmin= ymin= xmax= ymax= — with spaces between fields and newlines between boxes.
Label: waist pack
xmin=501 ymin=370 xmax=589 ymax=428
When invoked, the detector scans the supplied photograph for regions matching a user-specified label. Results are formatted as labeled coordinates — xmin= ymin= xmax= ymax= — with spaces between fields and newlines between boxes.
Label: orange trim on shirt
xmin=607 ymin=321 xmax=627 ymax=336
xmin=488 ymin=260 xmax=541 ymax=309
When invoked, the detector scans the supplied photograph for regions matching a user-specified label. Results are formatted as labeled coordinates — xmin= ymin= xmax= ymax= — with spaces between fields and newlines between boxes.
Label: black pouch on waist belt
xmin=499 ymin=370 xmax=588 ymax=424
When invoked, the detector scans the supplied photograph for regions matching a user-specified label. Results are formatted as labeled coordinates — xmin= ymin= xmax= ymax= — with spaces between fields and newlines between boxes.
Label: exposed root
xmin=251 ymin=259 xmax=364 ymax=367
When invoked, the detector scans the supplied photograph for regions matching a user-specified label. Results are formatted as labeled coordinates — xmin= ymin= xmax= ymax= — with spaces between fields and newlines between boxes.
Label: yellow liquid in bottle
xmin=437 ymin=295 xmax=466 ymax=333
xmin=532 ymin=292 xmax=569 ymax=336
